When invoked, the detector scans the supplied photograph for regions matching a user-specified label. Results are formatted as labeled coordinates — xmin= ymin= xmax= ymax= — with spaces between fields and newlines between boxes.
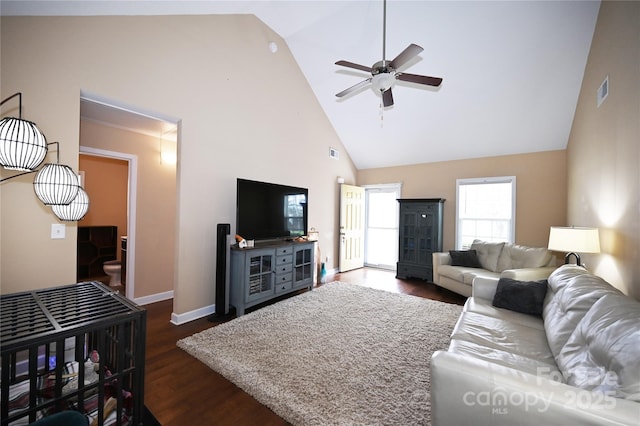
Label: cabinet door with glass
xmin=293 ymin=243 xmax=315 ymax=289
xmin=397 ymin=199 xmax=444 ymax=281
xmin=245 ymin=248 xmax=275 ymax=303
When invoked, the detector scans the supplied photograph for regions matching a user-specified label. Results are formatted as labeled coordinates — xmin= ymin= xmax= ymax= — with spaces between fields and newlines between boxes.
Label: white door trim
xmin=79 ymin=146 xmax=138 ymax=300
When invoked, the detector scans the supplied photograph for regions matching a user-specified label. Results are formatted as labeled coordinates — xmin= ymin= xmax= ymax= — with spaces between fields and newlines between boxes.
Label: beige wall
xmin=566 ymin=0 xmax=640 ymax=300
xmin=0 ymin=16 xmax=357 ymax=316
xmin=357 ymin=150 xmax=567 ymax=251
xmin=80 ymin=120 xmax=177 ymax=298
xmin=79 ymin=155 xmax=128 ymax=262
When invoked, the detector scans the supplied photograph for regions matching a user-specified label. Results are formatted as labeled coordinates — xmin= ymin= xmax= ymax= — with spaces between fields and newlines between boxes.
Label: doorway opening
xmin=79 ymin=92 xmax=179 ymax=303
xmin=79 ymin=147 xmax=137 ymax=300
xmin=364 ymin=183 xmax=401 ymax=270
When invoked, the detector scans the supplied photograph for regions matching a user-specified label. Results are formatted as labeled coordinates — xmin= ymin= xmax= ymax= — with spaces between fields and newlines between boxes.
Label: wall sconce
xmin=548 ymin=226 xmax=601 ymax=266
xmin=160 ymin=129 xmax=177 ymax=165
xmin=1 ymin=92 xmax=89 ymax=221
xmin=0 ymin=93 xmax=48 ymax=171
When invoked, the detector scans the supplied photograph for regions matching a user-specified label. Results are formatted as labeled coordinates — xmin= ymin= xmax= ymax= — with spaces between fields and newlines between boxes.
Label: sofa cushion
xmin=556 ymin=292 xmax=640 ymax=401
xmin=492 ymin=277 xmax=548 ymax=317
xmin=449 ymin=339 xmax=559 ymax=377
xmin=449 ymin=250 xmax=482 ymax=268
xmin=470 ymin=240 xmax=505 ymax=272
xmin=438 ymin=265 xmax=500 ymax=285
xmin=450 ymin=311 xmax=556 ymax=365
xmin=496 ymin=244 xmax=553 ymax=272
xmin=464 ymin=297 xmax=545 ymax=330
xmin=543 ymin=265 xmax=622 ymax=358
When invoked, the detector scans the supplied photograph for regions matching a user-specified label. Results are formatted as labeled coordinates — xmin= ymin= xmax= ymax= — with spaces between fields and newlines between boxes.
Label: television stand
xmin=229 ymin=240 xmax=315 ymax=316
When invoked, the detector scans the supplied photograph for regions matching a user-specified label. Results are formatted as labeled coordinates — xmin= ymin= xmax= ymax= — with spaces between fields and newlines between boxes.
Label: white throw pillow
xmin=470 ymin=240 xmax=505 ymax=272
xmin=496 ymin=244 xmax=553 ymax=272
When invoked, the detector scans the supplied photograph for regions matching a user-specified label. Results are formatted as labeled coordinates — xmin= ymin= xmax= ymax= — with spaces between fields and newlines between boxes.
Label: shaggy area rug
xmin=177 ymin=282 xmax=462 ymax=425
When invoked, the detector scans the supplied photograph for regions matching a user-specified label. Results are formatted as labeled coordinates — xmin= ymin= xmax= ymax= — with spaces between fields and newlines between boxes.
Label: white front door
xmin=339 ymin=184 xmax=365 ymax=272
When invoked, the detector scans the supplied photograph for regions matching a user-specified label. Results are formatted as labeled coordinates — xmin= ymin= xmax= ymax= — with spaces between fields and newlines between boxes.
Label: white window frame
xmin=455 ymin=176 xmax=516 ymax=249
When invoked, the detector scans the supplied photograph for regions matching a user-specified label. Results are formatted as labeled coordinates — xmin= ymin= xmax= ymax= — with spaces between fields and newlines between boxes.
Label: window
xmin=456 ymin=177 xmax=516 ymax=249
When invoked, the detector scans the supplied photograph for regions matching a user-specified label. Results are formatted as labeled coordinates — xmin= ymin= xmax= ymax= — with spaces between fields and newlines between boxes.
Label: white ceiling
xmin=2 ymin=1 xmax=601 ymax=170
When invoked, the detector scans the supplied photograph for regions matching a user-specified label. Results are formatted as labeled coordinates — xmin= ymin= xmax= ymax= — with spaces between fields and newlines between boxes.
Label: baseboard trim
xmin=171 ymin=303 xmax=216 ymax=325
xmin=133 ymin=290 xmax=174 ymax=306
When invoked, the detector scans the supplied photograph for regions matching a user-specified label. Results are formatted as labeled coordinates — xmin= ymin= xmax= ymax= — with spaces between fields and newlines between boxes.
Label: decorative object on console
xmin=235 ymin=234 xmax=247 ymax=249
xmin=548 ymin=226 xmax=600 ymax=266
xmin=0 ymin=93 xmax=89 ymax=221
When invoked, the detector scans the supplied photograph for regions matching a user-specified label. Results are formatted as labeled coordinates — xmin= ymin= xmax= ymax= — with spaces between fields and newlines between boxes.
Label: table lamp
xmin=548 ymin=226 xmax=600 ymax=266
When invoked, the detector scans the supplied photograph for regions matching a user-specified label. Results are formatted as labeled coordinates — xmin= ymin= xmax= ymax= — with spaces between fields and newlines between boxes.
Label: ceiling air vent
xmin=597 ymin=75 xmax=609 ymax=108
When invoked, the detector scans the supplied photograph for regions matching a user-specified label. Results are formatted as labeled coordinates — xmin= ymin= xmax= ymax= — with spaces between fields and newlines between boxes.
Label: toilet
xmin=103 ymin=260 xmax=121 ymax=287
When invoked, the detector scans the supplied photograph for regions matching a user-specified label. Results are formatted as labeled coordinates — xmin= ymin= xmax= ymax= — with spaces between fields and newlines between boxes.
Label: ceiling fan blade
xmin=397 ymin=72 xmax=443 ymax=87
xmin=382 ymin=88 xmax=394 ymax=107
xmin=336 ymin=78 xmax=372 ymax=98
xmin=335 ymin=60 xmax=372 ymax=73
xmin=389 ymin=43 xmax=424 ymax=70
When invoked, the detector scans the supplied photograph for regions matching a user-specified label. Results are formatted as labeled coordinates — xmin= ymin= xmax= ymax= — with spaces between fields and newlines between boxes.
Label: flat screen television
xmin=236 ymin=178 xmax=308 ymax=241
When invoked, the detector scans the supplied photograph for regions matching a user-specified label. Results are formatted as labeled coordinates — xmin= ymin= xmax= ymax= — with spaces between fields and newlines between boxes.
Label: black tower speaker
xmin=208 ymin=223 xmax=235 ymax=321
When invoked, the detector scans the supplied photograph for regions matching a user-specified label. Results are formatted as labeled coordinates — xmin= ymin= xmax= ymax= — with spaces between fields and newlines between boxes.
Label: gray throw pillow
xmin=492 ymin=277 xmax=548 ymax=317
xmin=449 ymin=250 xmax=482 ymax=268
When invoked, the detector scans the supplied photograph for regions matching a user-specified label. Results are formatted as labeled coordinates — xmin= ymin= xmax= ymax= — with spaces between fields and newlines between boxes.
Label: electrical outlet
xmin=51 ymin=224 xmax=66 ymax=239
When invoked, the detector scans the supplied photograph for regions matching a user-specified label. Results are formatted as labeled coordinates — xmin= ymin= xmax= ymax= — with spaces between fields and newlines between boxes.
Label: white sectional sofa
xmin=432 ymin=240 xmax=557 ymax=297
xmin=430 ymin=264 xmax=640 ymax=426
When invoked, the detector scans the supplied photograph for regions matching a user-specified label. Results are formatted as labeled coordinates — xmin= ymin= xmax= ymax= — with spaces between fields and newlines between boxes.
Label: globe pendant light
xmin=0 ymin=93 xmax=48 ymax=171
xmin=33 ymin=163 xmax=80 ymax=205
xmin=52 ymin=187 xmax=90 ymax=221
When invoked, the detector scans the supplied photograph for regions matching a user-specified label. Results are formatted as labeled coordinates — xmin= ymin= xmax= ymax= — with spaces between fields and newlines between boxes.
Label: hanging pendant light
xmin=0 ymin=93 xmax=48 ymax=171
xmin=52 ymin=186 xmax=90 ymax=221
xmin=33 ymin=163 xmax=80 ymax=205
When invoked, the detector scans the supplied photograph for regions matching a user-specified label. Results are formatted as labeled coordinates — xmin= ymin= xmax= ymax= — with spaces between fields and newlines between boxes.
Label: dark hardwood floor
xmin=143 ymin=267 xmax=466 ymax=425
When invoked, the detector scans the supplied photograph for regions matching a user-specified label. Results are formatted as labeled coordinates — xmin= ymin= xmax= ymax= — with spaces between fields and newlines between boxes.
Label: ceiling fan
xmin=334 ymin=0 xmax=443 ymax=107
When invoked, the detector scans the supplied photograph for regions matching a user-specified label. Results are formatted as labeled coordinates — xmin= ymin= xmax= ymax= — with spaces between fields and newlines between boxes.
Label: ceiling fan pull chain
xmin=380 ymin=101 xmax=384 ymax=127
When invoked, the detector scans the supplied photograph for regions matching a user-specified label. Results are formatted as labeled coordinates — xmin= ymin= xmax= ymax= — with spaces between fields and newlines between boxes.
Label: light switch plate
xmin=51 ymin=224 xmax=66 ymax=239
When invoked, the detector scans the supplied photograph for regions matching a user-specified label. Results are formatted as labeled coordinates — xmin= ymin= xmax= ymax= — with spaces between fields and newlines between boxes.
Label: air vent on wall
xmin=329 ymin=147 xmax=339 ymax=160
xmin=597 ymin=75 xmax=609 ymax=108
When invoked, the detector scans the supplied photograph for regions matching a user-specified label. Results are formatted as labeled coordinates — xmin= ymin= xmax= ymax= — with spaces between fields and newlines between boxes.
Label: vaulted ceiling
xmin=3 ymin=1 xmax=601 ymax=170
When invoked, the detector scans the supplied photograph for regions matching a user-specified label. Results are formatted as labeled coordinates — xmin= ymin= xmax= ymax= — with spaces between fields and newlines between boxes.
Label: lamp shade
xmin=548 ymin=227 xmax=601 ymax=253
xmin=52 ymin=187 xmax=89 ymax=221
xmin=33 ymin=163 xmax=80 ymax=205
xmin=0 ymin=117 xmax=48 ymax=171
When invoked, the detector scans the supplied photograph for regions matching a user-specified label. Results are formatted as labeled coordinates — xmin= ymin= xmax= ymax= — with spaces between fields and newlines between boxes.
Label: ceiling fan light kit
xmin=335 ymin=0 xmax=443 ymax=107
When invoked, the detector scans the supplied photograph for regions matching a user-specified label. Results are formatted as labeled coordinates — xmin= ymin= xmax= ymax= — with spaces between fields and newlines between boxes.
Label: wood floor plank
xmin=143 ymin=268 xmax=466 ymax=425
